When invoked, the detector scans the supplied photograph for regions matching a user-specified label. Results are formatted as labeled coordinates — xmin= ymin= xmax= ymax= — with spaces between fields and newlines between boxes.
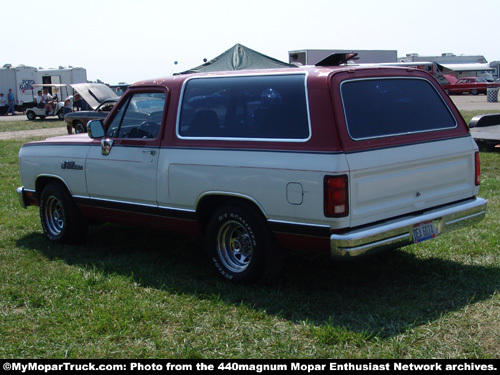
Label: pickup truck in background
xmin=17 ymin=62 xmax=487 ymax=284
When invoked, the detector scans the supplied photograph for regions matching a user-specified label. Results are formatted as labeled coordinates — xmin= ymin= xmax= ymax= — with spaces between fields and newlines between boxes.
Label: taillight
xmin=475 ymin=151 xmax=481 ymax=186
xmin=324 ymin=175 xmax=349 ymax=217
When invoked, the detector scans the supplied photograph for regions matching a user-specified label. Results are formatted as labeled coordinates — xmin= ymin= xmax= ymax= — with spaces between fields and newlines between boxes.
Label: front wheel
xmin=57 ymin=110 xmax=64 ymax=120
xmin=206 ymin=202 xmax=283 ymax=284
xmin=74 ymin=121 xmax=86 ymax=134
xmin=39 ymin=181 xmax=88 ymax=243
xmin=26 ymin=111 xmax=36 ymax=121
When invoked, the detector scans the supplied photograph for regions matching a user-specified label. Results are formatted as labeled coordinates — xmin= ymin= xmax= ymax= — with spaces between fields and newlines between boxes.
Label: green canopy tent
xmin=177 ymin=43 xmax=295 ymax=74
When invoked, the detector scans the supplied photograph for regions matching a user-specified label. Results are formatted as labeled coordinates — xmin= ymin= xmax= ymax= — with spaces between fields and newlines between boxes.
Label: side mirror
xmin=88 ymin=120 xmax=105 ymax=138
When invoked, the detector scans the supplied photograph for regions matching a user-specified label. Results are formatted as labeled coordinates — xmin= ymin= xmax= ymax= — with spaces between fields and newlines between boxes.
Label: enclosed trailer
xmin=38 ymin=66 xmax=87 ymax=86
xmin=37 ymin=67 xmax=87 ymax=100
xmin=0 ymin=64 xmax=38 ymax=109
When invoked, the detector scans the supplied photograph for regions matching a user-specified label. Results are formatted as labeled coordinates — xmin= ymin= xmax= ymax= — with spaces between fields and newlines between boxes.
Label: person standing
xmin=0 ymin=93 xmax=7 ymax=115
xmin=63 ymin=95 xmax=74 ymax=134
xmin=7 ymin=89 xmax=15 ymax=115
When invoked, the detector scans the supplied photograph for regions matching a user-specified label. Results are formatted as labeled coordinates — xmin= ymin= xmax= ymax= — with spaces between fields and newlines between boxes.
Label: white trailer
xmin=38 ymin=67 xmax=87 ymax=85
xmin=0 ymin=64 xmax=38 ymax=109
xmin=38 ymin=67 xmax=87 ymax=99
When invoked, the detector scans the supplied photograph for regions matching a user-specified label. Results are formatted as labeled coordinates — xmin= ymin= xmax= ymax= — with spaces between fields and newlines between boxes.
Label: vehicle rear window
xmin=340 ymin=78 xmax=457 ymax=140
xmin=178 ymin=74 xmax=310 ymax=141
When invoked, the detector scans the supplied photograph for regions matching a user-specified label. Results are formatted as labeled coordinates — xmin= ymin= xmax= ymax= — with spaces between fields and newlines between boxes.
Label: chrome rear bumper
xmin=330 ymin=197 xmax=487 ymax=258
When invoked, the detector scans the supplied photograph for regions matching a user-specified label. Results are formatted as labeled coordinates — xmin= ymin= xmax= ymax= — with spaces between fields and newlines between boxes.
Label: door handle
xmin=142 ymin=150 xmax=156 ymax=156
xmin=101 ymin=139 xmax=113 ymax=155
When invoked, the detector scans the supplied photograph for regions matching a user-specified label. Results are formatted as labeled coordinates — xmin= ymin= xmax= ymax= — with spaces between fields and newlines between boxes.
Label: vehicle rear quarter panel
xmin=157 ymin=148 xmax=351 ymax=229
xmin=156 ymin=71 xmax=348 ymax=232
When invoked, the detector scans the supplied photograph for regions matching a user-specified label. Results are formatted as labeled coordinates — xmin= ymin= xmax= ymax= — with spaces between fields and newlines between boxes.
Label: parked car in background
xmin=65 ymin=98 xmax=118 ymax=133
xmin=442 ymin=75 xmax=500 ymax=95
xmin=64 ymin=83 xmax=118 ymax=133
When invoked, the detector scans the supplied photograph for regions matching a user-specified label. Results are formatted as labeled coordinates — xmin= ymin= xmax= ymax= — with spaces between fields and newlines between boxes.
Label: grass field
xmin=0 ymin=118 xmax=64 ymax=132
xmin=0 ymin=112 xmax=498 ymax=359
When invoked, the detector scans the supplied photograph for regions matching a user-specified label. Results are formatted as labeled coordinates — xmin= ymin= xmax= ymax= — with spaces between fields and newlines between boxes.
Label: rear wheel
xmin=471 ymin=89 xmax=479 ymax=95
xmin=206 ymin=202 xmax=283 ymax=284
xmin=39 ymin=181 xmax=88 ymax=243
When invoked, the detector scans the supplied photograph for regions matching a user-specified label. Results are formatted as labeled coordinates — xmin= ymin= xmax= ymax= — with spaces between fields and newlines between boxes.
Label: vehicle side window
xmin=178 ymin=74 xmax=310 ymax=140
xmin=98 ymin=102 xmax=116 ymax=112
xmin=106 ymin=92 xmax=165 ymax=139
xmin=341 ymin=78 xmax=457 ymax=140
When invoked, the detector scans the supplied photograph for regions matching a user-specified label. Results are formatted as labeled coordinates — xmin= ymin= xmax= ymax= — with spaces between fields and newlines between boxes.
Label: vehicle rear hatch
xmin=331 ymin=68 xmax=479 ymax=229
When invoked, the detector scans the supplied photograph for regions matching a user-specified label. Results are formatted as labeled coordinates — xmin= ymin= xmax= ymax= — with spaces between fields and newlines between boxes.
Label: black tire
xmin=206 ymin=202 xmax=283 ymax=284
xmin=57 ymin=110 xmax=64 ymax=120
xmin=39 ymin=181 xmax=88 ymax=243
xmin=471 ymin=89 xmax=479 ymax=95
xmin=26 ymin=111 xmax=36 ymax=121
xmin=74 ymin=122 xmax=86 ymax=134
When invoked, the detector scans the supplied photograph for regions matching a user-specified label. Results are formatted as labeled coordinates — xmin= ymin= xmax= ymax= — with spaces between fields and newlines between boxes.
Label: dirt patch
xmin=451 ymin=95 xmax=500 ymax=111
xmin=0 ymin=127 xmax=68 ymax=140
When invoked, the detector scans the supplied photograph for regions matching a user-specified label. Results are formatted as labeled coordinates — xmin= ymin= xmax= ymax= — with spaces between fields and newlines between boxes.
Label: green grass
xmin=0 ymin=128 xmax=499 ymax=359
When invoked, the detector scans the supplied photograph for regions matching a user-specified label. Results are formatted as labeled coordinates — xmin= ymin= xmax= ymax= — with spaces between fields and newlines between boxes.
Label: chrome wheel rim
xmin=44 ymin=195 xmax=65 ymax=237
xmin=216 ymin=220 xmax=253 ymax=273
xmin=75 ymin=123 xmax=85 ymax=134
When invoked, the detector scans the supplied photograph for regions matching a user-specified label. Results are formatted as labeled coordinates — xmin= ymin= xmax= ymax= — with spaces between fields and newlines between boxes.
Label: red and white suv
xmin=17 ymin=63 xmax=487 ymax=284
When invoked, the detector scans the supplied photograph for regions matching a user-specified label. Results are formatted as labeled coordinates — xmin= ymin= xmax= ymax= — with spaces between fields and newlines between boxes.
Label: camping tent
xmin=177 ymin=44 xmax=295 ymax=74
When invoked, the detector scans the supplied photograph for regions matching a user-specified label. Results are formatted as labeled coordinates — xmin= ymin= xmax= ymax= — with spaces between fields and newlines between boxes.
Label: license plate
xmin=412 ymin=221 xmax=437 ymax=244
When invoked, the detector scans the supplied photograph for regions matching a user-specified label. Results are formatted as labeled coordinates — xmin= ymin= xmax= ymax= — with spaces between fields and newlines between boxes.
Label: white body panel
xmin=18 ymin=135 xmax=480 ymax=233
xmin=86 ymin=144 xmax=159 ymax=206
xmin=346 ymin=137 xmax=480 ymax=228
xmin=159 ymin=149 xmax=350 ymax=228
xmin=18 ymin=140 xmax=90 ymax=196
